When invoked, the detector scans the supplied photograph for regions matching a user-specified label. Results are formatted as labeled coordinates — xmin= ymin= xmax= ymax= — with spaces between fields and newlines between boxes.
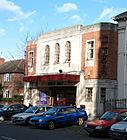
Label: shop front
xmin=23 ymin=74 xmax=79 ymax=106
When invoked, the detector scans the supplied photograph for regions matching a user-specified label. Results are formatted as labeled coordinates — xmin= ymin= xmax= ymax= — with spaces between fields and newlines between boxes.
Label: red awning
xmin=23 ymin=74 xmax=80 ymax=82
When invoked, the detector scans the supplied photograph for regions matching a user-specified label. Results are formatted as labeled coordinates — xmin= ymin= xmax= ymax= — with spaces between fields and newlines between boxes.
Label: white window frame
xmin=4 ymin=73 xmax=11 ymax=82
xmin=54 ymin=43 xmax=60 ymax=64
xmin=65 ymin=41 xmax=71 ymax=63
xmin=28 ymin=51 xmax=34 ymax=67
xmin=44 ymin=45 xmax=50 ymax=65
xmin=85 ymin=39 xmax=95 ymax=66
xmin=3 ymin=89 xmax=9 ymax=98
xmin=85 ymin=87 xmax=93 ymax=102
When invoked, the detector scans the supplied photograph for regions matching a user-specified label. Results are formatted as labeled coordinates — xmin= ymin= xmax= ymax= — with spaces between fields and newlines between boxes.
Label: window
xmin=86 ymin=40 xmax=94 ymax=60
xmin=28 ymin=51 xmax=34 ymax=67
xmin=5 ymin=90 xmax=9 ymax=98
xmin=100 ymin=88 xmax=106 ymax=102
xmin=54 ymin=43 xmax=60 ymax=64
xmin=44 ymin=45 xmax=50 ymax=65
xmin=65 ymin=41 xmax=71 ymax=62
xmin=85 ymin=88 xmax=93 ymax=102
xmin=4 ymin=73 xmax=10 ymax=81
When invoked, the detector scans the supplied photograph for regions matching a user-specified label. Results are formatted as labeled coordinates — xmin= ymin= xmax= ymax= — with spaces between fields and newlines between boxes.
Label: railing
xmin=104 ymin=98 xmax=127 ymax=111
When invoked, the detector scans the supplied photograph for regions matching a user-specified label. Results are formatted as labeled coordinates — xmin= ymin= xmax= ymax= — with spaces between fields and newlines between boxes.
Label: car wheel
xmin=77 ymin=117 xmax=84 ymax=126
xmin=0 ymin=116 xmax=4 ymax=121
xmin=47 ymin=120 xmax=55 ymax=130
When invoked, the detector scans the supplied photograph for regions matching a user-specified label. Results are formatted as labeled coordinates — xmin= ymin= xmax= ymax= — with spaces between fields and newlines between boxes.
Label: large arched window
xmin=54 ymin=43 xmax=60 ymax=64
xmin=44 ymin=45 xmax=50 ymax=65
xmin=65 ymin=41 xmax=71 ymax=62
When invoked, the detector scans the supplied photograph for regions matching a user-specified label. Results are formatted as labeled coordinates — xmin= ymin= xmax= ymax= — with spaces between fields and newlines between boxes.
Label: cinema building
xmin=23 ymin=22 xmax=118 ymax=117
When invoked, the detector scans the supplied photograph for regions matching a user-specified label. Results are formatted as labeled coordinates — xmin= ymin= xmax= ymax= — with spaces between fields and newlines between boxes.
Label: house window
xmin=44 ymin=45 xmax=50 ymax=65
xmin=4 ymin=90 xmax=9 ymax=98
xmin=65 ymin=41 xmax=71 ymax=63
xmin=85 ymin=88 xmax=93 ymax=102
xmin=100 ymin=88 xmax=106 ymax=102
xmin=4 ymin=73 xmax=10 ymax=81
xmin=86 ymin=40 xmax=95 ymax=60
xmin=28 ymin=51 xmax=34 ymax=67
xmin=54 ymin=43 xmax=60 ymax=64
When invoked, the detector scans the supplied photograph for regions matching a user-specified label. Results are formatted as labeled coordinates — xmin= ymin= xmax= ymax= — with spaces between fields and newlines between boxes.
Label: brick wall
xmin=25 ymin=42 xmax=37 ymax=76
xmin=82 ymin=24 xmax=118 ymax=80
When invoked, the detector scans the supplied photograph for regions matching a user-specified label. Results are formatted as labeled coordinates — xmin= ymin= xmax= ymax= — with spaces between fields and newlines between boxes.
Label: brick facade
xmin=25 ymin=41 xmax=37 ymax=76
xmin=81 ymin=23 xmax=118 ymax=80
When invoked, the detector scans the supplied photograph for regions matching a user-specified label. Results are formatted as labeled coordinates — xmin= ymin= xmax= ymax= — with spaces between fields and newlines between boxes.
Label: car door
xmin=4 ymin=105 xmax=15 ymax=119
xmin=55 ymin=108 xmax=67 ymax=125
xmin=64 ymin=108 xmax=78 ymax=124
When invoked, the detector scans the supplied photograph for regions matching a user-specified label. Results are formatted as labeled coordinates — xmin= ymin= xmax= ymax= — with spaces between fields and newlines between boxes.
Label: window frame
xmin=85 ymin=87 xmax=93 ymax=102
xmin=28 ymin=51 xmax=34 ymax=67
xmin=4 ymin=73 xmax=11 ymax=82
xmin=54 ymin=43 xmax=60 ymax=64
xmin=65 ymin=41 xmax=71 ymax=63
xmin=100 ymin=87 xmax=106 ymax=102
xmin=86 ymin=40 xmax=95 ymax=61
xmin=44 ymin=45 xmax=50 ymax=65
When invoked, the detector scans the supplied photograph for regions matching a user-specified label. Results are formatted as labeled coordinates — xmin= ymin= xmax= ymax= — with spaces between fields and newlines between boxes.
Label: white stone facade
xmin=113 ymin=12 xmax=127 ymax=99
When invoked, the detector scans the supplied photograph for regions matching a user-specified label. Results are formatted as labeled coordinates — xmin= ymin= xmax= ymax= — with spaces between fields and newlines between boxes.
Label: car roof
xmin=32 ymin=105 xmax=52 ymax=107
xmin=107 ymin=109 xmax=127 ymax=113
xmin=53 ymin=106 xmax=75 ymax=109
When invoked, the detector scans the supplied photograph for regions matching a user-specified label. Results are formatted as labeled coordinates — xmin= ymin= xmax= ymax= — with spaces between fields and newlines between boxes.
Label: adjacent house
xmin=0 ymin=59 xmax=25 ymax=103
xmin=23 ymin=22 xmax=118 ymax=118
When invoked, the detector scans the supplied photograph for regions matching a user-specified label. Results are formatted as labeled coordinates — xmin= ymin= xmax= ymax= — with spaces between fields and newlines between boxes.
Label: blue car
xmin=29 ymin=106 xmax=88 ymax=130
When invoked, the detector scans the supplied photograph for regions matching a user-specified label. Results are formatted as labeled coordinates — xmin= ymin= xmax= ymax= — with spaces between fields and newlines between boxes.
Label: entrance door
xmin=51 ymin=87 xmax=76 ymax=106
xmin=56 ymin=94 xmax=66 ymax=105
xmin=65 ymin=94 xmax=76 ymax=106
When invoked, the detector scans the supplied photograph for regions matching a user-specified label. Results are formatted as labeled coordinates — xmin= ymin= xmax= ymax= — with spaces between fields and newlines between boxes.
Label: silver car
xmin=109 ymin=117 xmax=127 ymax=140
xmin=11 ymin=106 xmax=52 ymax=125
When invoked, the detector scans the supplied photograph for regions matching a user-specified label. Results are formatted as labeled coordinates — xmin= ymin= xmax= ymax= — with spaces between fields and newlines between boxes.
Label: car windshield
xmin=100 ymin=111 xmax=118 ymax=120
xmin=0 ymin=104 xmax=4 ymax=108
xmin=25 ymin=106 xmax=38 ymax=113
xmin=44 ymin=107 xmax=58 ymax=115
xmin=0 ymin=105 xmax=9 ymax=110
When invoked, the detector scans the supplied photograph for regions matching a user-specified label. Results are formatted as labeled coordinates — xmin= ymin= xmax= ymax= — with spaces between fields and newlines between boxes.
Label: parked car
xmin=29 ymin=106 xmax=88 ymax=130
xmin=0 ymin=104 xmax=5 ymax=109
xmin=109 ymin=116 xmax=127 ymax=140
xmin=0 ymin=104 xmax=28 ymax=121
xmin=11 ymin=105 xmax=52 ymax=125
xmin=84 ymin=109 xmax=127 ymax=137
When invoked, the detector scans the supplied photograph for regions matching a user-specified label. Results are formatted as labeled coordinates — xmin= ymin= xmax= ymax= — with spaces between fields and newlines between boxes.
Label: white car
xmin=109 ymin=117 xmax=127 ymax=140
xmin=11 ymin=105 xmax=52 ymax=125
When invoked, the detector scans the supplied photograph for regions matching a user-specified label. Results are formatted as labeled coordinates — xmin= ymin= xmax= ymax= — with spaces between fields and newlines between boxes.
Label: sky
xmin=0 ymin=0 xmax=126 ymax=61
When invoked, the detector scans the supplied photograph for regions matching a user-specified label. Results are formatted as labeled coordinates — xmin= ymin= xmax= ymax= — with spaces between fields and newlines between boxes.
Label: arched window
xmin=44 ymin=45 xmax=50 ymax=65
xmin=54 ymin=43 xmax=60 ymax=64
xmin=65 ymin=41 xmax=71 ymax=62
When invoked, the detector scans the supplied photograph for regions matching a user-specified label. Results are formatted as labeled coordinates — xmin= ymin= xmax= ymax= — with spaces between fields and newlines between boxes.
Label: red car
xmin=84 ymin=109 xmax=127 ymax=137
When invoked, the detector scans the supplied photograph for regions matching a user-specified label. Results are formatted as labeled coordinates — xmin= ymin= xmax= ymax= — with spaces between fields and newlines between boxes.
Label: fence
xmin=104 ymin=99 xmax=127 ymax=111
